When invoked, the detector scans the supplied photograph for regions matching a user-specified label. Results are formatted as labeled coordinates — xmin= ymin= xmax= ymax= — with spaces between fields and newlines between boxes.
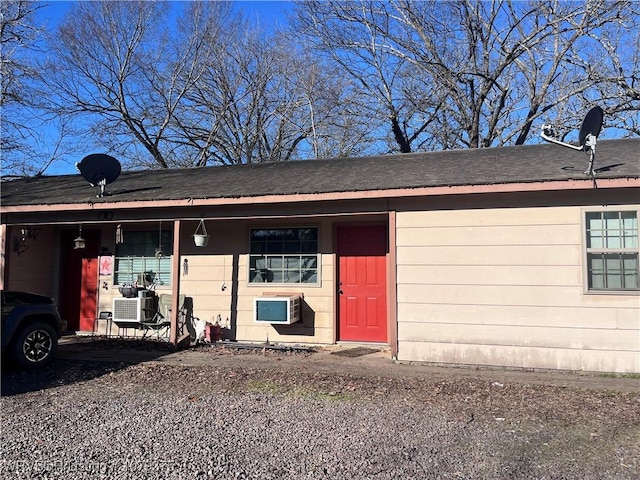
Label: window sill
xmin=584 ymin=289 xmax=640 ymax=296
xmin=247 ymin=282 xmax=321 ymax=288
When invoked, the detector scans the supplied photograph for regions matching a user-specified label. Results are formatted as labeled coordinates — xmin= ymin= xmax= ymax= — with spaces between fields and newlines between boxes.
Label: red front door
xmin=337 ymin=225 xmax=388 ymax=343
xmin=59 ymin=229 xmax=100 ymax=332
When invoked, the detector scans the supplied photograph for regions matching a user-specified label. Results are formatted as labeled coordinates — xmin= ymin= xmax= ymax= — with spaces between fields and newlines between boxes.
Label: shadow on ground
xmin=1 ymin=337 xmax=175 ymax=397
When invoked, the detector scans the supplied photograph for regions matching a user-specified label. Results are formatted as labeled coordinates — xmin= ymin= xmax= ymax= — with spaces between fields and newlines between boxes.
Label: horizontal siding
xmin=397 ymin=245 xmax=582 ymax=266
xmin=398 ymin=303 xmax=639 ymax=330
xmin=396 ymin=204 xmax=640 ymax=373
xmin=398 ymin=284 xmax=636 ymax=308
xmin=398 ymin=342 xmax=640 ymax=374
xmin=398 ymin=264 xmax=581 ymax=287
xmin=395 ymin=207 xmax=578 ymax=228
xmin=397 ymin=223 xmax=578 ymax=246
xmin=397 ymin=322 xmax=638 ymax=351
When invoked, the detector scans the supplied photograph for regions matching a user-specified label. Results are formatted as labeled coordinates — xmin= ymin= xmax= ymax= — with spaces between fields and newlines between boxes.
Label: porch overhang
xmin=2 ymin=177 xmax=638 ymax=221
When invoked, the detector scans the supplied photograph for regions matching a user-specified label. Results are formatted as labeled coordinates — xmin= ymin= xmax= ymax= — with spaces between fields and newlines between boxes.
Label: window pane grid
xmin=587 ymin=212 xmax=638 ymax=249
xmin=587 ymin=253 xmax=639 ymax=290
xmin=249 ymin=254 xmax=318 ymax=283
xmin=586 ymin=211 xmax=639 ymax=291
xmin=249 ymin=228 xmax=319 ymax=284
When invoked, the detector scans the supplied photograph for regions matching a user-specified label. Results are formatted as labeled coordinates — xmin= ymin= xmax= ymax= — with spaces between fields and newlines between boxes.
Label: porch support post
xmin=0 ymin=223 xmax=7 ymax=290
xmin=170 ymin=220 xmax=181 ymax=345
xmin=387 ymin=210 xmax=398 ymax=359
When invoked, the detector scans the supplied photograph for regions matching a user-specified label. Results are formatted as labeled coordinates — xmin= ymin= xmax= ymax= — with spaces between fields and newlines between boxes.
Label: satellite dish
xmin=76 ymin=153 xmax=121 ymax=197
xmin=578 ymin=106 xmax=603 ymax=148
xmin=540 ymin=106 xmax=604 ymax=177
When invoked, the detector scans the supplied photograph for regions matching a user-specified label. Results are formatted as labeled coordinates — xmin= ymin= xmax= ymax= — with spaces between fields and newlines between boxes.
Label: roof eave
xmin=2 ymin=177 xmax=638 ymax=214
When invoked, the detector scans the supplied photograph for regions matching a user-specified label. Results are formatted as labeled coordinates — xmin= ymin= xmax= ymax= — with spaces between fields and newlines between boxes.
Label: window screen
xmin=114 ymin=230 xmax=173 ymax=286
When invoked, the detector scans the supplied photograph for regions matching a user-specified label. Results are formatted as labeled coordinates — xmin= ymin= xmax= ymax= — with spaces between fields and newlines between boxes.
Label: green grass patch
xmin=597 ymin=372 xmax=640 ymax=379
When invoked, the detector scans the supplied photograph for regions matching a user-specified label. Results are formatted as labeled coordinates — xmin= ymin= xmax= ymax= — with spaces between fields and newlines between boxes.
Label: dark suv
xmin=1 ymin=291 xmax=63 ymax=369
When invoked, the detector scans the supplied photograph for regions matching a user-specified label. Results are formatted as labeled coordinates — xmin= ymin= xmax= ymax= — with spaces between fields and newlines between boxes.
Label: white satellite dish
xmin=540 ymin=106 xmax=604 ymax=176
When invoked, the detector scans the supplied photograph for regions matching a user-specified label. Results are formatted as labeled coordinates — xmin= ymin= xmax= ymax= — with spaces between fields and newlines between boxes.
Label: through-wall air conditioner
xmin=254 ymin=296 xmax=301 ymax=325
xmin=112 ymin=297 xmax=155 ymax=326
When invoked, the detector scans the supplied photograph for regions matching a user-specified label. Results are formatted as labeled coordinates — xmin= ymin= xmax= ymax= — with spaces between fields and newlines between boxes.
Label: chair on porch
xmin=139 ymin=308 xmax=171 ymax=341
xmin=139 ymin=294 xmax=185 ymax=341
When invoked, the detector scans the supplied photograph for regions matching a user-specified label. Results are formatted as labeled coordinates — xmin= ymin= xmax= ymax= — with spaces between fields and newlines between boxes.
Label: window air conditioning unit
xmin=254 ymin=296 xmax=301 ymax=325
xmin=112 ymin=297 xmax=155 ymax=326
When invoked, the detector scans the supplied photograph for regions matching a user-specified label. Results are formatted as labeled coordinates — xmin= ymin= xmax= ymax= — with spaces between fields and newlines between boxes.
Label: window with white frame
xmin=585 ymin=210 xmax=639 ymax=291
xmin=114 ymin=230 xmax=173 ymax=286
xmin=249 ymin=228 xmax=319 ymax=284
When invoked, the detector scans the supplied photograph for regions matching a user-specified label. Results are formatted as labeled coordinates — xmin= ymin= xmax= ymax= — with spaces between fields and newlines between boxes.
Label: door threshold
xmin=336 ymin=341 xmax=389 ymax=348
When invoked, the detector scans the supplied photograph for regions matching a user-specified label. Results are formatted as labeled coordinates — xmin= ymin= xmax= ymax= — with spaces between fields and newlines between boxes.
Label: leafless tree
xmin=0 ymin=0 xmax=38 ymax=111
xmin=177 ymin=23 xmax=307 ymax=165
xmin=0 ymin=0 xmax=68 ymax=176
xmin=295 ymin=0 xmax=639 ymax=151
xmin=40 ymin=1 xmax=369 ymax=169
xmin=42 ymin=1 xmax=226 ymax=169
xmin=8 ymin=0 xmax=635 ymax=176
xmin=181 ymin=23 xmax=375 ymax=165
xmin=572 ymin=4 xmax=640 ymax=137
xmin=293 ymin=1 xmax=445 ymax=153
xmin=294 ymin=59 xmax=378 ymax=159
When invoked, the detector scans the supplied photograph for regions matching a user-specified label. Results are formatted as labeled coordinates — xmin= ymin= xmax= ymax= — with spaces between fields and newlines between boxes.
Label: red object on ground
xmin=205 ymin=324 xmax=222 ymax=342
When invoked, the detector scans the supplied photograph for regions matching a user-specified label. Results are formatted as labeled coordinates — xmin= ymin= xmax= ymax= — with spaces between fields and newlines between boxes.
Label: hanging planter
xmin=193 ymin=219 xmax=210 ymax=247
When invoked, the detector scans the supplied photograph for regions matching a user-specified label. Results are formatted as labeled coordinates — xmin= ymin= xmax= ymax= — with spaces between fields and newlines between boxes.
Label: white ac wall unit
xmin=254 ymin=296 xmax=301 ymax=325
xmin=112 ymin=297 xmax=155 ymax=325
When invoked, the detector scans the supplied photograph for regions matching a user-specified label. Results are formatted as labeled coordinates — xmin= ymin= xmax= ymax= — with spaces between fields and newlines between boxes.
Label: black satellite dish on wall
xmin=76 ymin=153 xmax=121 ymax=197
xmin=540 ymin=106 xmax=604 ymax=177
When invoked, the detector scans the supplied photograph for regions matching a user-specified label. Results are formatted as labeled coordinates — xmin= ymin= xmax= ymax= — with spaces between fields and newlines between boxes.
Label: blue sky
xmin=37 ymin=1 xmax=295 ymax=32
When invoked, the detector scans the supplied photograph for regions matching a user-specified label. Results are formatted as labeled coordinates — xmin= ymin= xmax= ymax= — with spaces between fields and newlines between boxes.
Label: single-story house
xmin=2 ymin=139 xmax=639 ymax=373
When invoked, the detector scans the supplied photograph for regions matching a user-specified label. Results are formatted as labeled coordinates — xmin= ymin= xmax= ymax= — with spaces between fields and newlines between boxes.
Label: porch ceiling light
xmin=73 ymin=225 xmax=86 ymax=250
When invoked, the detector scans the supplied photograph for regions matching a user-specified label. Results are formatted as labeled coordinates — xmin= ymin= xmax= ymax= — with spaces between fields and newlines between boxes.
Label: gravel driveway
xmin=1 ymin=339 xmax=639 ymax=479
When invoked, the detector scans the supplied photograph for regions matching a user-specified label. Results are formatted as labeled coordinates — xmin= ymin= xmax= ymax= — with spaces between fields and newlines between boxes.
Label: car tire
xmin=11 ymin=321 xmax=58 ymax=369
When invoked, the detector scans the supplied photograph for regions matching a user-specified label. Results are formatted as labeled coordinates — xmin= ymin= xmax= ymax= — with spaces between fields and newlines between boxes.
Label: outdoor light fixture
xmin=20 ymin=227 xmax=32 ymax=241
xmin=73 ymin=225 xmax=86 ymax=250
xmin=19 ymin=226 xmax=41 ymax=242
xmin=115 ymin=223 xmax=124 ymax=244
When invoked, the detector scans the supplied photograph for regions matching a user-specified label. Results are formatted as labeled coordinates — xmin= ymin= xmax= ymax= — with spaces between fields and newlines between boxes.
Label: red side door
xmin=59 ymin=229 xmax=100 ymax=332
xmin=79 ymin=254 xmax=99 ymax=331
xmin=337 ymin=225 xmax=388 ymax=343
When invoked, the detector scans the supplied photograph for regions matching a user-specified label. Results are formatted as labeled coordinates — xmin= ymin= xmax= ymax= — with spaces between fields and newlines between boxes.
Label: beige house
xmin=2 ymin=139 xmax=639 ymax=373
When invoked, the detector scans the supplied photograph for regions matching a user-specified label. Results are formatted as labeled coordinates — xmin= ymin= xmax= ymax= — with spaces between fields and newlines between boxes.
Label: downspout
xmin=170 ymin=220 xmax=181 ymax=345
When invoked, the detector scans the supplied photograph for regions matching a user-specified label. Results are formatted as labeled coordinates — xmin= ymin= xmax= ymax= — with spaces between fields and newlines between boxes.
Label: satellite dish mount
xmin=540 ymin=106 xmax=603 ymax=177
xmin=76 ymin=153 xmax=122 ymax=198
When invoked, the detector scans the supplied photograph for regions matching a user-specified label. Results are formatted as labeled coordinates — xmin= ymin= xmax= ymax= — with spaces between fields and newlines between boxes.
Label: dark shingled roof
xmin=2 ymin=138 xmax=639 ymax=207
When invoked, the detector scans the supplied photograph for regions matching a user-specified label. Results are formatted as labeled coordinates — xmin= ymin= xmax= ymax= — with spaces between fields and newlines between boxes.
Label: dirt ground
xmin=3 ymin=337 xmax=639 ymax=478
xmin=54 ymin=336 xmax=640 ymax=393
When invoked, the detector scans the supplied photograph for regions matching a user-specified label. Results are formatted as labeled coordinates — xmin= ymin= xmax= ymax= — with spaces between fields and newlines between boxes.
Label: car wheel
xmin=12 ymin=322 xmax=58 ymax=369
